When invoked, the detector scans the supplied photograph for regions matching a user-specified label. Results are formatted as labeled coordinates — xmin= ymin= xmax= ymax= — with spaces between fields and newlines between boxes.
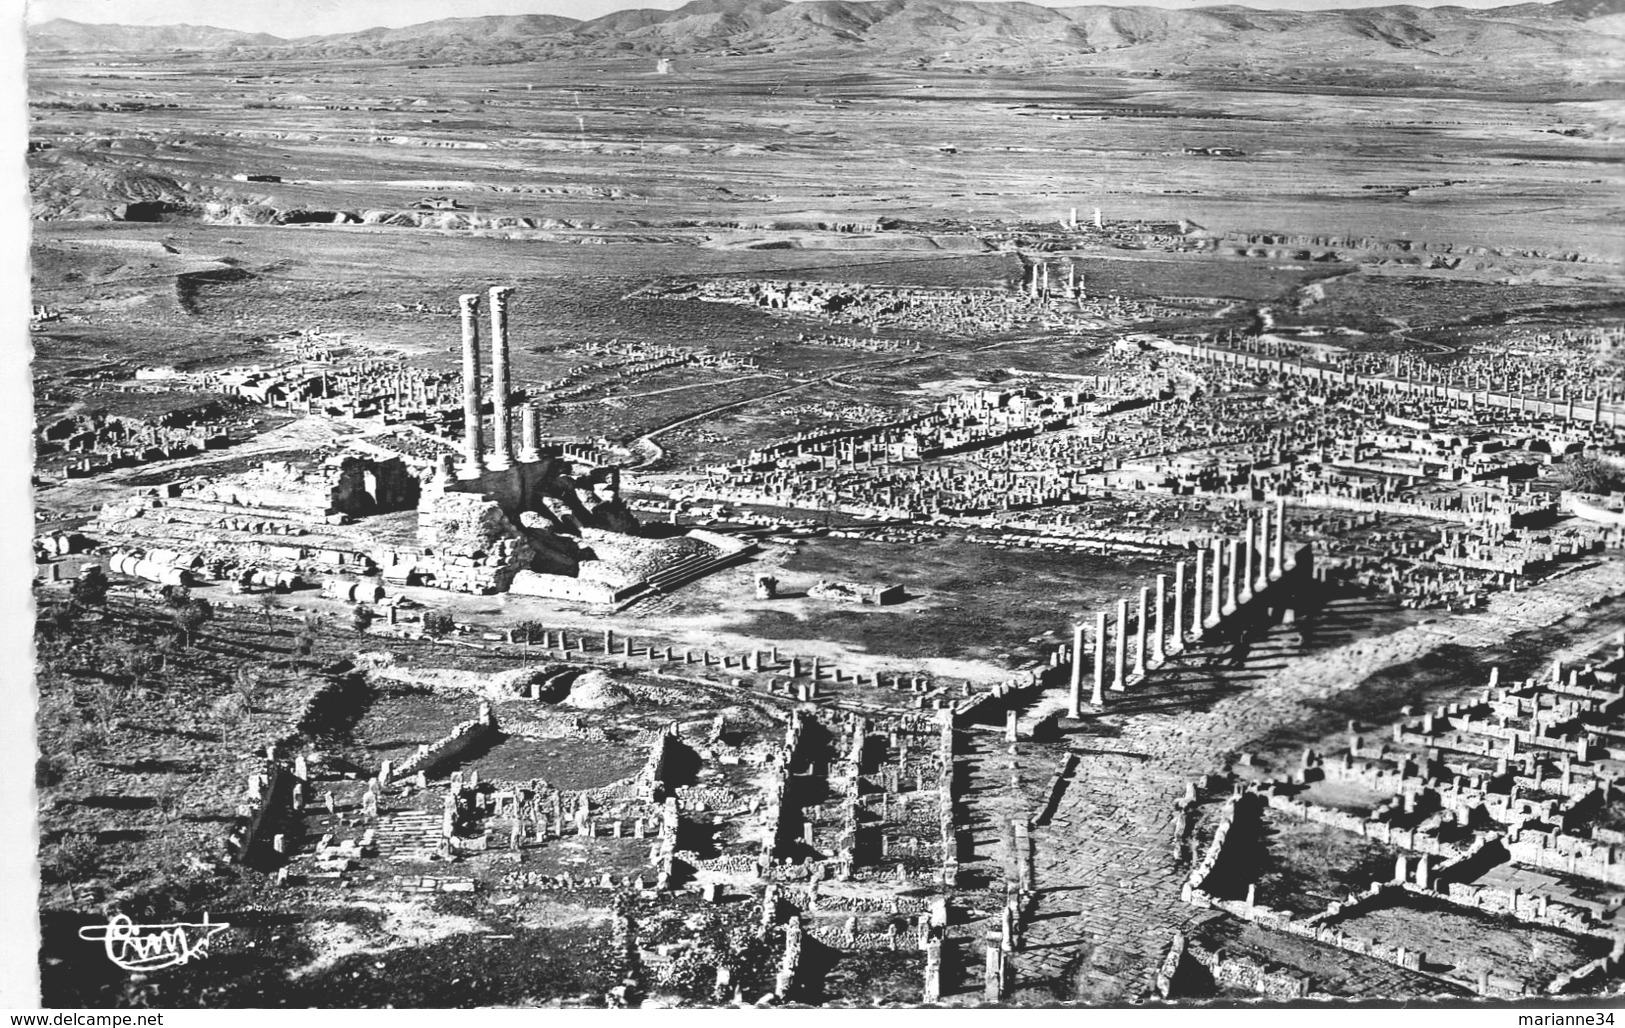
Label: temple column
xmin=518 ymin=403 xmax=541 ymax=463
xmin=488 ymin=286 xmax=515 ymax=469
xmin=458 ymin=293 xmax=485 ymax=479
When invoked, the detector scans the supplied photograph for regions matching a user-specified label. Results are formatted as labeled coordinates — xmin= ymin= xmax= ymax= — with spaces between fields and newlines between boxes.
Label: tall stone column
xmin=1092 ymin=612 xmax=1107 ymax=707
xmin=1068 ymin=622 xmax=1085 ymax=719
xmin=488 ymin=286 xmax=515 ymax=469
xmin=1191 ymin=549 xmax=1205 ymax=639
xmin=518 ymin=403 xmax=541 ymax=463
xmin=458 ymin=293 xmax=485 ymax=479
xmin=1153 ymin=574 xmax=1168 ymax=664
xmin=1257 ymin=505 xmax=1273 ymax=588
xmin=1226 ymin=540 xmax=1241 ymax=614
xmin=1239 ymin=516 xmax=1256 ymax=605
xmin=1112 ymin=599 xmax=1128 ymax=692
xmin=1274 ymin=497 xmax=1288 ymax=572
xmin=1134 ymin=586 xmax=1149 ymax=677
xmin=1208 ymin=539 xmax=1224 ymax=627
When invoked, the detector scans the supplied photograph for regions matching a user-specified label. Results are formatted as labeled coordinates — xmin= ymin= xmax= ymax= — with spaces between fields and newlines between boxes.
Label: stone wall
xmin=388 ymin=705 xmax=498 ymax=783
xmin=1183 ymin=935 xmax=1311 ymax=1000
xmin=938 ymin=712 xmax=957 ymax=887
xmin=775 ymin=916 xmax=804 ymax=999
xmin=327 ymin=454 xmax=419 ymax=516
xmin=236 ymin=763 xmax=296 ymax=872
xmin=508 ymin=570 xmax=624 ymax=604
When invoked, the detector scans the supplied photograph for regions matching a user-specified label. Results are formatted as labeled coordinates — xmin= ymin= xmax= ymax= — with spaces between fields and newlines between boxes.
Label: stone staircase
xmin=373 ymin=810 xmax=443 ymax=858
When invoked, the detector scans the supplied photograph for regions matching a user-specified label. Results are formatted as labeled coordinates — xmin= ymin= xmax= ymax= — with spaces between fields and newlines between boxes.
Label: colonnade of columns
xmin=457 ymin=286 xmax=544 ymax=479
xmin=1066 ymin=499 xmax=1299 ymax=717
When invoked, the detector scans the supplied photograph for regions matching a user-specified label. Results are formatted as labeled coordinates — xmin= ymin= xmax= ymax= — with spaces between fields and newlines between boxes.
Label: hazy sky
xmin=25 ymin=0 xmax=1546 ymax=35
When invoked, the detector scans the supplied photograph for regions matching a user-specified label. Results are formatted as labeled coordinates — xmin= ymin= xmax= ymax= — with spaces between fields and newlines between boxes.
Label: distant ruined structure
xmin=91 ymin=286 xmax=750 ymax=601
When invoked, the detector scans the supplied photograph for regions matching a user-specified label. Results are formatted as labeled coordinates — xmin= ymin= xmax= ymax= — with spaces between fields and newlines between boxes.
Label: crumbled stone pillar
xmin=518 ymin=403 xmax=541 ymax=463
xmin=923 ymin=939 xmax=942 ymax=1002
xmin=984 ymin=936 xmax=1004 ymax=1000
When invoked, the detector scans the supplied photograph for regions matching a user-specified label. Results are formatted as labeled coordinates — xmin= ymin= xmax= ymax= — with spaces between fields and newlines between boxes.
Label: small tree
xmin=232 ymin=665 xmax=258 ymax=715
xmin=512 ymin=619 xmax=546 ymax=661
xmin=256 ymin=589 xmax=280 ymax=627
xmin=42 ymin=833 xmax=100 ymax=892
xmin=1563 ymin=455 xmax=1625 ymax=496
xmin=110 ymin=641 xmax=159 ymax=693
xmin=350 ymin=603 xmax=376 ymax=634
xmin=34 ymin=602 xmax=75 ymax=644
xmin=150 ymin=633 xmax=178 ymax=673
xmin=161 ymin=584 xmax=192 ymax=611
xmin=422 ymin=610 xmax=455 ymax=639
xmin=70 ymin=565 xmax=109 ymax=609
xmin=295 ymin=612 xmax=324 ymax=658
xmin=80 ymin=681 xmax=119 ymax=745
xmin=173 ymin=598 xmax=213 ymax=646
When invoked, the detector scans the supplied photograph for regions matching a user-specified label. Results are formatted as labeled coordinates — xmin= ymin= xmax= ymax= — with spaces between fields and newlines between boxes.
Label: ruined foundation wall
xmin=327 ymin=455 xmax=420 ymax=516
xmin=389 ymin=709 xmax=499 ymax=782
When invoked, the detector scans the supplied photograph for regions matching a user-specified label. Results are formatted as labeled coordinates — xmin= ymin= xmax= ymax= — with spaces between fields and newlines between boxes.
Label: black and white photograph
xmin=14 ymin=0 xmax=1625 ymax=1008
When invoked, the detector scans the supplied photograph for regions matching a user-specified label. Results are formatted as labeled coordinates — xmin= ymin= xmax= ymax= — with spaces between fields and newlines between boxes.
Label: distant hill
xmin=25 ymin=0 xmax=1625 ymax=73
xmin=303 ymin=14 xmax=582 ymax=48
xmin=27 ymin=18 xmax=283 ymax=51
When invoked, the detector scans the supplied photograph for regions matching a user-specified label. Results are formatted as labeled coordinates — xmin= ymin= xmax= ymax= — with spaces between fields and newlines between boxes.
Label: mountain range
xmin=25 ymin=0 xmax=1625 ymax=72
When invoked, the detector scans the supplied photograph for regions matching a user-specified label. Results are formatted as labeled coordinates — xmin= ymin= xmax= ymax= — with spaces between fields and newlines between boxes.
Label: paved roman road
xmin=993 ymin=559 xmax=1625 ymax=1001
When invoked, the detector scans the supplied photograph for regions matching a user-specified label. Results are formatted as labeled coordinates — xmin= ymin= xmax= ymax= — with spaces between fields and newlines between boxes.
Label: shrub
xmin=70 ymin=565 xmax=108 ymax=608
xmin=1563 ymin=455 xmax=1625 ymax=495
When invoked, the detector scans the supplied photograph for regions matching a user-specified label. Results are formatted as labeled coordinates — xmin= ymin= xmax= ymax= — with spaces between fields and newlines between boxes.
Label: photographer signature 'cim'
xmin=78 ymin=914 xmax=230 ymax=971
